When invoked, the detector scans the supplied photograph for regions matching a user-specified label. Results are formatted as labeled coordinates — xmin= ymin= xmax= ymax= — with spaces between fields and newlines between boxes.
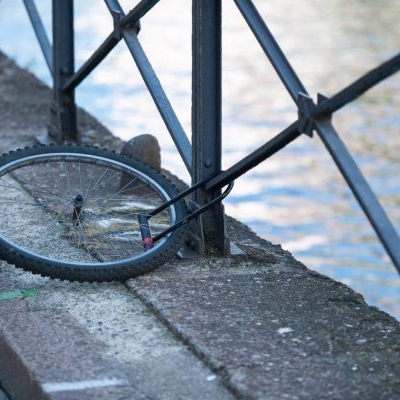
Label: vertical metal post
xmin=48 ymin=0 xmax=79 ymax=143
xmin=192 ymin=0 xmax=229 ymax=255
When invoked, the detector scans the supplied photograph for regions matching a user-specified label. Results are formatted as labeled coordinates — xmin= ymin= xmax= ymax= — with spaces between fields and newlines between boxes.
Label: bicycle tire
xmin=0 ymin=145 xmax=187 ymax=282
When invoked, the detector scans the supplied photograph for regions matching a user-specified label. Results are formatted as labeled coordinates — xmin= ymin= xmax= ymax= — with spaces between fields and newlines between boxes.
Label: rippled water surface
xmin=0 ymin=0 xmax=399 ymax=319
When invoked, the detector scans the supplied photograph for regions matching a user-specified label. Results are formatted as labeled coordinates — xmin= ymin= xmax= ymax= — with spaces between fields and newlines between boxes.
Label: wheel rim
xmin=0 ymin=152 xmax=177 ymax=266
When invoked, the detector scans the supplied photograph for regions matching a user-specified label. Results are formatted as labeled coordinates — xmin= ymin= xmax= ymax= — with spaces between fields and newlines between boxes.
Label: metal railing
xmin=15 ymin=0 xmax=400 ymax=273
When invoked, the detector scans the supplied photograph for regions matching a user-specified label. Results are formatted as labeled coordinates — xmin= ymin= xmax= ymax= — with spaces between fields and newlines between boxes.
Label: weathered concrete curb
xmin=0 ymin=269 xmax=235 ymax=400
xmin=0 ymin=305 xmax=146 ymax=400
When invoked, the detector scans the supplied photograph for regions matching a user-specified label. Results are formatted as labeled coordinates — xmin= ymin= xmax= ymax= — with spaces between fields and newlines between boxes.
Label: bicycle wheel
xmin=0 ymin=145 xmax=187 ymax=282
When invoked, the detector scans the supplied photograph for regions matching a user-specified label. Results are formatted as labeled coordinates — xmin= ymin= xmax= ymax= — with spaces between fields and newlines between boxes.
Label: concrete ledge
xmin=0 ymin=269 xmax=235 ymax=400
xmin=0 ymin=305 xmax=147 ymax=400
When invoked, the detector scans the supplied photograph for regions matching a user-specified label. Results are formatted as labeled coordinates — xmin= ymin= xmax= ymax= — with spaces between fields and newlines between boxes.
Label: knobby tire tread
xmin=0 ymin=145 xmax=188 ymax=282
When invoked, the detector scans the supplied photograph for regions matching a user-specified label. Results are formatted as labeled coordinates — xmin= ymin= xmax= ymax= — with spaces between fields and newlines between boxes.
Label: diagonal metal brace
xmin=315 ymin=119 xmax=400 ymax=274
xmin=313 ymin=52 xmax=400 ymax=117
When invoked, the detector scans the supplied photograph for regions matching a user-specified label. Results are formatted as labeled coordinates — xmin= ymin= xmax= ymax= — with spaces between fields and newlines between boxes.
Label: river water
xmin=0 ymin=0 xmax=399 ymax=320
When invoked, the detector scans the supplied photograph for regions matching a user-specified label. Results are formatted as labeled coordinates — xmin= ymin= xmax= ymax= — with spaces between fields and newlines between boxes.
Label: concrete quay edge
xmin=0 ymin=51 xmax=399 ymax=400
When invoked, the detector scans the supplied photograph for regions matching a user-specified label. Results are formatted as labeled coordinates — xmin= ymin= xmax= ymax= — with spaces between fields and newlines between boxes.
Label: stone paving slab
xmin=0 ymin=265 xmax=235 ymax=400
xmin=0 ymin=304 xmax=147 ymax=400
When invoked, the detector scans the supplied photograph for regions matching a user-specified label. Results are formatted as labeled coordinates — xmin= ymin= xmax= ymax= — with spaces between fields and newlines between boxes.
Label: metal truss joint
xmin=112 ymin=10 xmax=124 ymax=40
xmin=297 ymin=92 xmax=316 ymax=137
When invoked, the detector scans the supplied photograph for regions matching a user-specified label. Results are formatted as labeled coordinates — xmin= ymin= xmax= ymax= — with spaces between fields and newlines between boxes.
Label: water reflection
xmin=0 ymin=0 xmax=399 ymax=319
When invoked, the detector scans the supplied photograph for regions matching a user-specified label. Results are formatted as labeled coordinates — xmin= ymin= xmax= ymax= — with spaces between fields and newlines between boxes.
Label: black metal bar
xmin=23 ymin=0 xmax=53 ymax=75
xmin=63 ymin=33 xmax=120 ymax=91
xmin=315 ymin=119 xmax=400 ymax=273
xmin=205 ymin=121 xmax=301 ymax=191
xmin=314 ymin=52 xmax=400 ymax=117
xmin=192 ymin=0 xmax=223 ymax=182
xmin=49 ymin=0 xmax=79 ymax=143
xmin=123 ymin=28 xmax=192 ymax=170
xmin=152 ymin=182 xmax=234 ymax=243
xmin=121 ymin=0 xmax=161 ymax=27
xmin=192 ymin=0 xmax=227 ymax=254
xmin=149 ymin=176 xmax=211 ymax=217
xmin=104 ymin=0 xmax=123 ymax=14
xmin=233 ymin=0 xmax=307 ymax=102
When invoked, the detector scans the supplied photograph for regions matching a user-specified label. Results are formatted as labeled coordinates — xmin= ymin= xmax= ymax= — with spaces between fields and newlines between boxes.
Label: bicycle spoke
xmin=45 ymin=160 xmax=63 ymax=193
xmin=14 ymin=176 xmax=71 ymax=203
xmin=62 ymin=158 xmax=72 ymax=193
xmin=84 ymin=164 xmax=111 ymax=201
